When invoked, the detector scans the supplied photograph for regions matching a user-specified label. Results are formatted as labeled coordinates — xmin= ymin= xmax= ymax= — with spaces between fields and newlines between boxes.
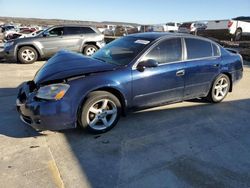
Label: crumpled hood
xmin=34 ymin=50 xmax=117 ymax=84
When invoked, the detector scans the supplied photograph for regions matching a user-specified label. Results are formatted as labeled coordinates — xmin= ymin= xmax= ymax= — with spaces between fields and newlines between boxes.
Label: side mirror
xmin=137 ymin=59 xmax=158 ymax=72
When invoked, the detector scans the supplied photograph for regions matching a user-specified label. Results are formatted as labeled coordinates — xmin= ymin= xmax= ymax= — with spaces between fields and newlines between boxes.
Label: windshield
xmin=92 ymin=36 xmax=152 ymax=66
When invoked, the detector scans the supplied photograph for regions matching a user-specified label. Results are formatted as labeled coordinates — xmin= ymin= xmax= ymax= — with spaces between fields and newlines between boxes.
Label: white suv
xmin=164 ymin=22 xmax=180 ymax=32
xmin=228 ymin=16 xmax=250 ymax=40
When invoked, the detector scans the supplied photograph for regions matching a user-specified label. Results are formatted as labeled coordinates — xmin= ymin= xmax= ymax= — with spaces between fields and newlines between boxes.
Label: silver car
xmin=3 ymin=25 xmax=105 ymax=64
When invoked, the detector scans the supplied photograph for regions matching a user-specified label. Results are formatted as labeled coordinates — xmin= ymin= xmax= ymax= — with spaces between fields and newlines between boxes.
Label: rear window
xmin=185 ymin=38 xmax=212 ymax=59
xmin=180 ymin=23 xmax=192 ymax=28
xmin=166 ymin=23 xmax=175 ymax=26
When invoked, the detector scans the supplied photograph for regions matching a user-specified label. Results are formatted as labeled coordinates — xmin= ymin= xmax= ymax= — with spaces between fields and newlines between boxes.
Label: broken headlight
xmin=36 ymin=84 xmax=70 ymax=100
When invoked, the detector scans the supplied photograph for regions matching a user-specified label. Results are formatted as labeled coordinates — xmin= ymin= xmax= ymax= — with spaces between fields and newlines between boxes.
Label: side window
xmin=212 ymin=43 xmax=220 ymax=56
xmin=185 ymin=38 xmax=212 ymax=59
xmin=80 ymin=27 xmax=96 ymax=34
xmin=64 ymin=27 xmax=82 ymax=35
xmin=49 ymin=27 xmax=63 ymax=36
xmin=143 ymin=38 xmax=182 ymax=64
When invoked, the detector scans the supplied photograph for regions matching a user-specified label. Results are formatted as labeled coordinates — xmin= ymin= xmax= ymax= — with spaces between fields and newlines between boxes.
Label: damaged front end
xmin=16 ymin=80 xmax=76 ymax=130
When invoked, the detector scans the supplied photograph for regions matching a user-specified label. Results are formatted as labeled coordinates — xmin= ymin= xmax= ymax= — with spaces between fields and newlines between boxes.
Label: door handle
xmin=213 ymin=64 xmax=219 ymax=67
xmin=176 ymin=70 xmax=185 ymax=76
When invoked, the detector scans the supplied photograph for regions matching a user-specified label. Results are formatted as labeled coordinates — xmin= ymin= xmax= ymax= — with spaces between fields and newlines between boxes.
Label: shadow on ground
xmin=60 ymin=98 xmax=250 ymax=187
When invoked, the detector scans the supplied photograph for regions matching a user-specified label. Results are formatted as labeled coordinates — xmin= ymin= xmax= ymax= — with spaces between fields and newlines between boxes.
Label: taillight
xmin=228 ymin=21 xmax=233 ymax=28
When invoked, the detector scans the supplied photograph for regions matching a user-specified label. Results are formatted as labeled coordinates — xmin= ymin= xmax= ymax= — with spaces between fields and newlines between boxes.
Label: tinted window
xmin=143 ymin=38 xmax=182 ymax=64
xmin=180 ymin=23 xmax=192 ymax=28
xmin=64 ymin=27 xmax=81 ymax=35
xmin=166 ymin=23 xmax=175 ymax=26
xmin=212 ymin=43 xmax=220 ymax=56
xmin=64 ymin=27 xmax=96 ymax=35
xmin=80 ymin=27 xmax=96 ymax=34
xmin=49 ymin=27 xmax=63 ymax=36
xmin=185 ymin=38 xmax=212 ymax=59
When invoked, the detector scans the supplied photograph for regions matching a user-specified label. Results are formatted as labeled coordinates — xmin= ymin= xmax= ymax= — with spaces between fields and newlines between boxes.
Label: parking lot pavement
xmin=0 ymin=61 xmax=250 ymax=188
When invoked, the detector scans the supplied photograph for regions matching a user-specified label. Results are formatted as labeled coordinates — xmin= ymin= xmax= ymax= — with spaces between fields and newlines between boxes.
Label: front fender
xmin=15 ymin=42 xmax=44 ymax=58
xmin=65 ymin=71 xmax=132 ymax=123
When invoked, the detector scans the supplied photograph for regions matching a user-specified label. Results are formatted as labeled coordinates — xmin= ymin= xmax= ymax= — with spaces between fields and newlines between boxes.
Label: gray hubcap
xmin=87 ymin=99 xmax=117 ymax=130
xmin=213 ymin=77 xmax=229 ymax=101
xmin=21 ymin=49 xmax=35 ymax=62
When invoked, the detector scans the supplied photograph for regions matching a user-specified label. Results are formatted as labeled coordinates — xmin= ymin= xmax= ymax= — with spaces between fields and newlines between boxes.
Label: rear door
xmin=183 ymin=38 xmax=221 ymax=99
xmin=63 ymin=27 xmax=83 ymax=52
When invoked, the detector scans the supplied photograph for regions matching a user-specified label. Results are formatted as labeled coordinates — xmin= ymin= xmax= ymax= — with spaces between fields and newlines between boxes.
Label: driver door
xmin=132 ymin=38 xmax=185 ymax=108
xmin=37 ymin=27 xmax=65 ymax=56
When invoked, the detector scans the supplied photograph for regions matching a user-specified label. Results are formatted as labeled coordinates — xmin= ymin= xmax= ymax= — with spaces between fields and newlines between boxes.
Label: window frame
xmin=132 ymin=37 xmax=185 ymax=70
xmin=183 ymin=37 xmax=221 ymax=61
xmin=48 ymin=27 xmax=64 ymax=37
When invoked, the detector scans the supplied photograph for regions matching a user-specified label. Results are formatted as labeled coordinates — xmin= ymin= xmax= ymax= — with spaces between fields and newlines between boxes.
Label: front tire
xmin=83 ymin=45 xmax=98 ymax=56
xmin=79 ymin=91 xmax=121 ymax=133
xmin=206 ymin=74 xmax=230 ymax=103
xmin=18 ymin=46 xmax=38 ymax=64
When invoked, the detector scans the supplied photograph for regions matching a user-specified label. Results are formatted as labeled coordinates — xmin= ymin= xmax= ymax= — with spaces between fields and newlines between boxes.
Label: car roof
xmin=52 ymin=25 xmax=94 ymax=28
xmin=128 ymin=32 xmax=217 ymax=44
xmin=128 ymin=32 xmax=191 ymax=40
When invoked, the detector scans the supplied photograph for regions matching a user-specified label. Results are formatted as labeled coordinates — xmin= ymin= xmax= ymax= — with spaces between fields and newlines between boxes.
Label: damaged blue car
xmin=16 ymin=32 xmax=243 ymax=133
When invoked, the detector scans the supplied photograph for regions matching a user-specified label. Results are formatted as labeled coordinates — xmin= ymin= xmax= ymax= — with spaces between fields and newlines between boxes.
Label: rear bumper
xmin=16 ymin=82 xmax=76 ymax=131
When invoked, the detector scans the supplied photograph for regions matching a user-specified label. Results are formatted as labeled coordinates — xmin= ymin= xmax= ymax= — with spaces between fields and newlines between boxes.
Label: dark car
xmin=4 ymin=25 xmax=105 ymax=64
xmin=16 ymin=32 xmax=243 ymax=133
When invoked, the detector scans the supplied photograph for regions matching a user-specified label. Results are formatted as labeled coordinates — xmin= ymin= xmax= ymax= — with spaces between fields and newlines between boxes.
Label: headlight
xmin=36 ymin=84 xmax=70 ymax=100
xmin=4 ymin=41 xmax=14 ymax=48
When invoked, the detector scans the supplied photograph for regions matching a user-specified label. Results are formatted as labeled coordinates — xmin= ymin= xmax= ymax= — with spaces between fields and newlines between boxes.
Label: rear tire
xmin=206 ymin=74 xmax=230 ymax=103
xmin=83 ymin=45 xmax=98 ymax=56
xmin=79 ymin=91 xmax=121 ymax=134
xmin=234 ymin=28 xmax=242 ymax=41
xmin=18 ymin=46 xmax=38 ymax=64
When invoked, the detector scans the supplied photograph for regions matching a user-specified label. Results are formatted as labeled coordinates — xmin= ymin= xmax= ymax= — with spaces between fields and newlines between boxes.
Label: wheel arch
xmin=76 ymin=86 xmax=127 ymax=125
xmin=81 ymin=42 xmax=99 ymax=53
xmin=221 ymin=72 xmax=233 ymax=92
xmin=16 ymin=44 xmax=41 ymax=59
xmin=235 ymin=27 xmax=242 ymax=33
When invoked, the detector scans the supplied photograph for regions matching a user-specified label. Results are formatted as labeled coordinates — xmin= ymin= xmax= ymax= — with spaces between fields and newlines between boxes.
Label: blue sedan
xmin=16 ymin=32 xmax=243 ymax=133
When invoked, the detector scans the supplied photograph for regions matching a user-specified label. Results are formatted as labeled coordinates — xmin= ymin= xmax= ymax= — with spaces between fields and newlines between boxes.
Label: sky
xmin=0 ymin=0 xmax=250 ymax=24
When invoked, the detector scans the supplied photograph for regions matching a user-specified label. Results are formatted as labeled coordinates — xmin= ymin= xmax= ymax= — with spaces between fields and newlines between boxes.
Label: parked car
xmin=114 ymin=25 xmax=138 ymax=36
xmin=139 ymin=25 xmax=153 ymax=32
xmin=196 ymin=20 xmax=231 ymax=40
xmin=16 ymin=32 xmax=243 ymax=133
xmin=4 ymin=25 xmax=105 ymax=64
xmin=228 ymin=16 xmax=250 ymax=40
xmin=164 ymin=22 xmax=180 ymax=32
xmin=178 ymin=22 xmax=192 ymax=33
xmin=190 ymin=22 xmax=207 ymax=34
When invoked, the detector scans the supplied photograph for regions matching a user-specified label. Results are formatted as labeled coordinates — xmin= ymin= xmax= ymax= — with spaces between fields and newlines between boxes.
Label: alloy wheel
xmin=213 ymin=77 xmax=229 ymax=101
xmin=21 ymin=49 xmax=35 ymax=62
xmin=87 ymin=99 xmax=117 ymax=130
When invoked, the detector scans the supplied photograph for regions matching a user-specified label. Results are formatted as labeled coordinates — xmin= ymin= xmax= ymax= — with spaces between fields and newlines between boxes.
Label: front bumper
xmin=16 ymin=82 xmax=76 ymax=131
xmin=3 ymin=48 xmax=16 ymax=62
